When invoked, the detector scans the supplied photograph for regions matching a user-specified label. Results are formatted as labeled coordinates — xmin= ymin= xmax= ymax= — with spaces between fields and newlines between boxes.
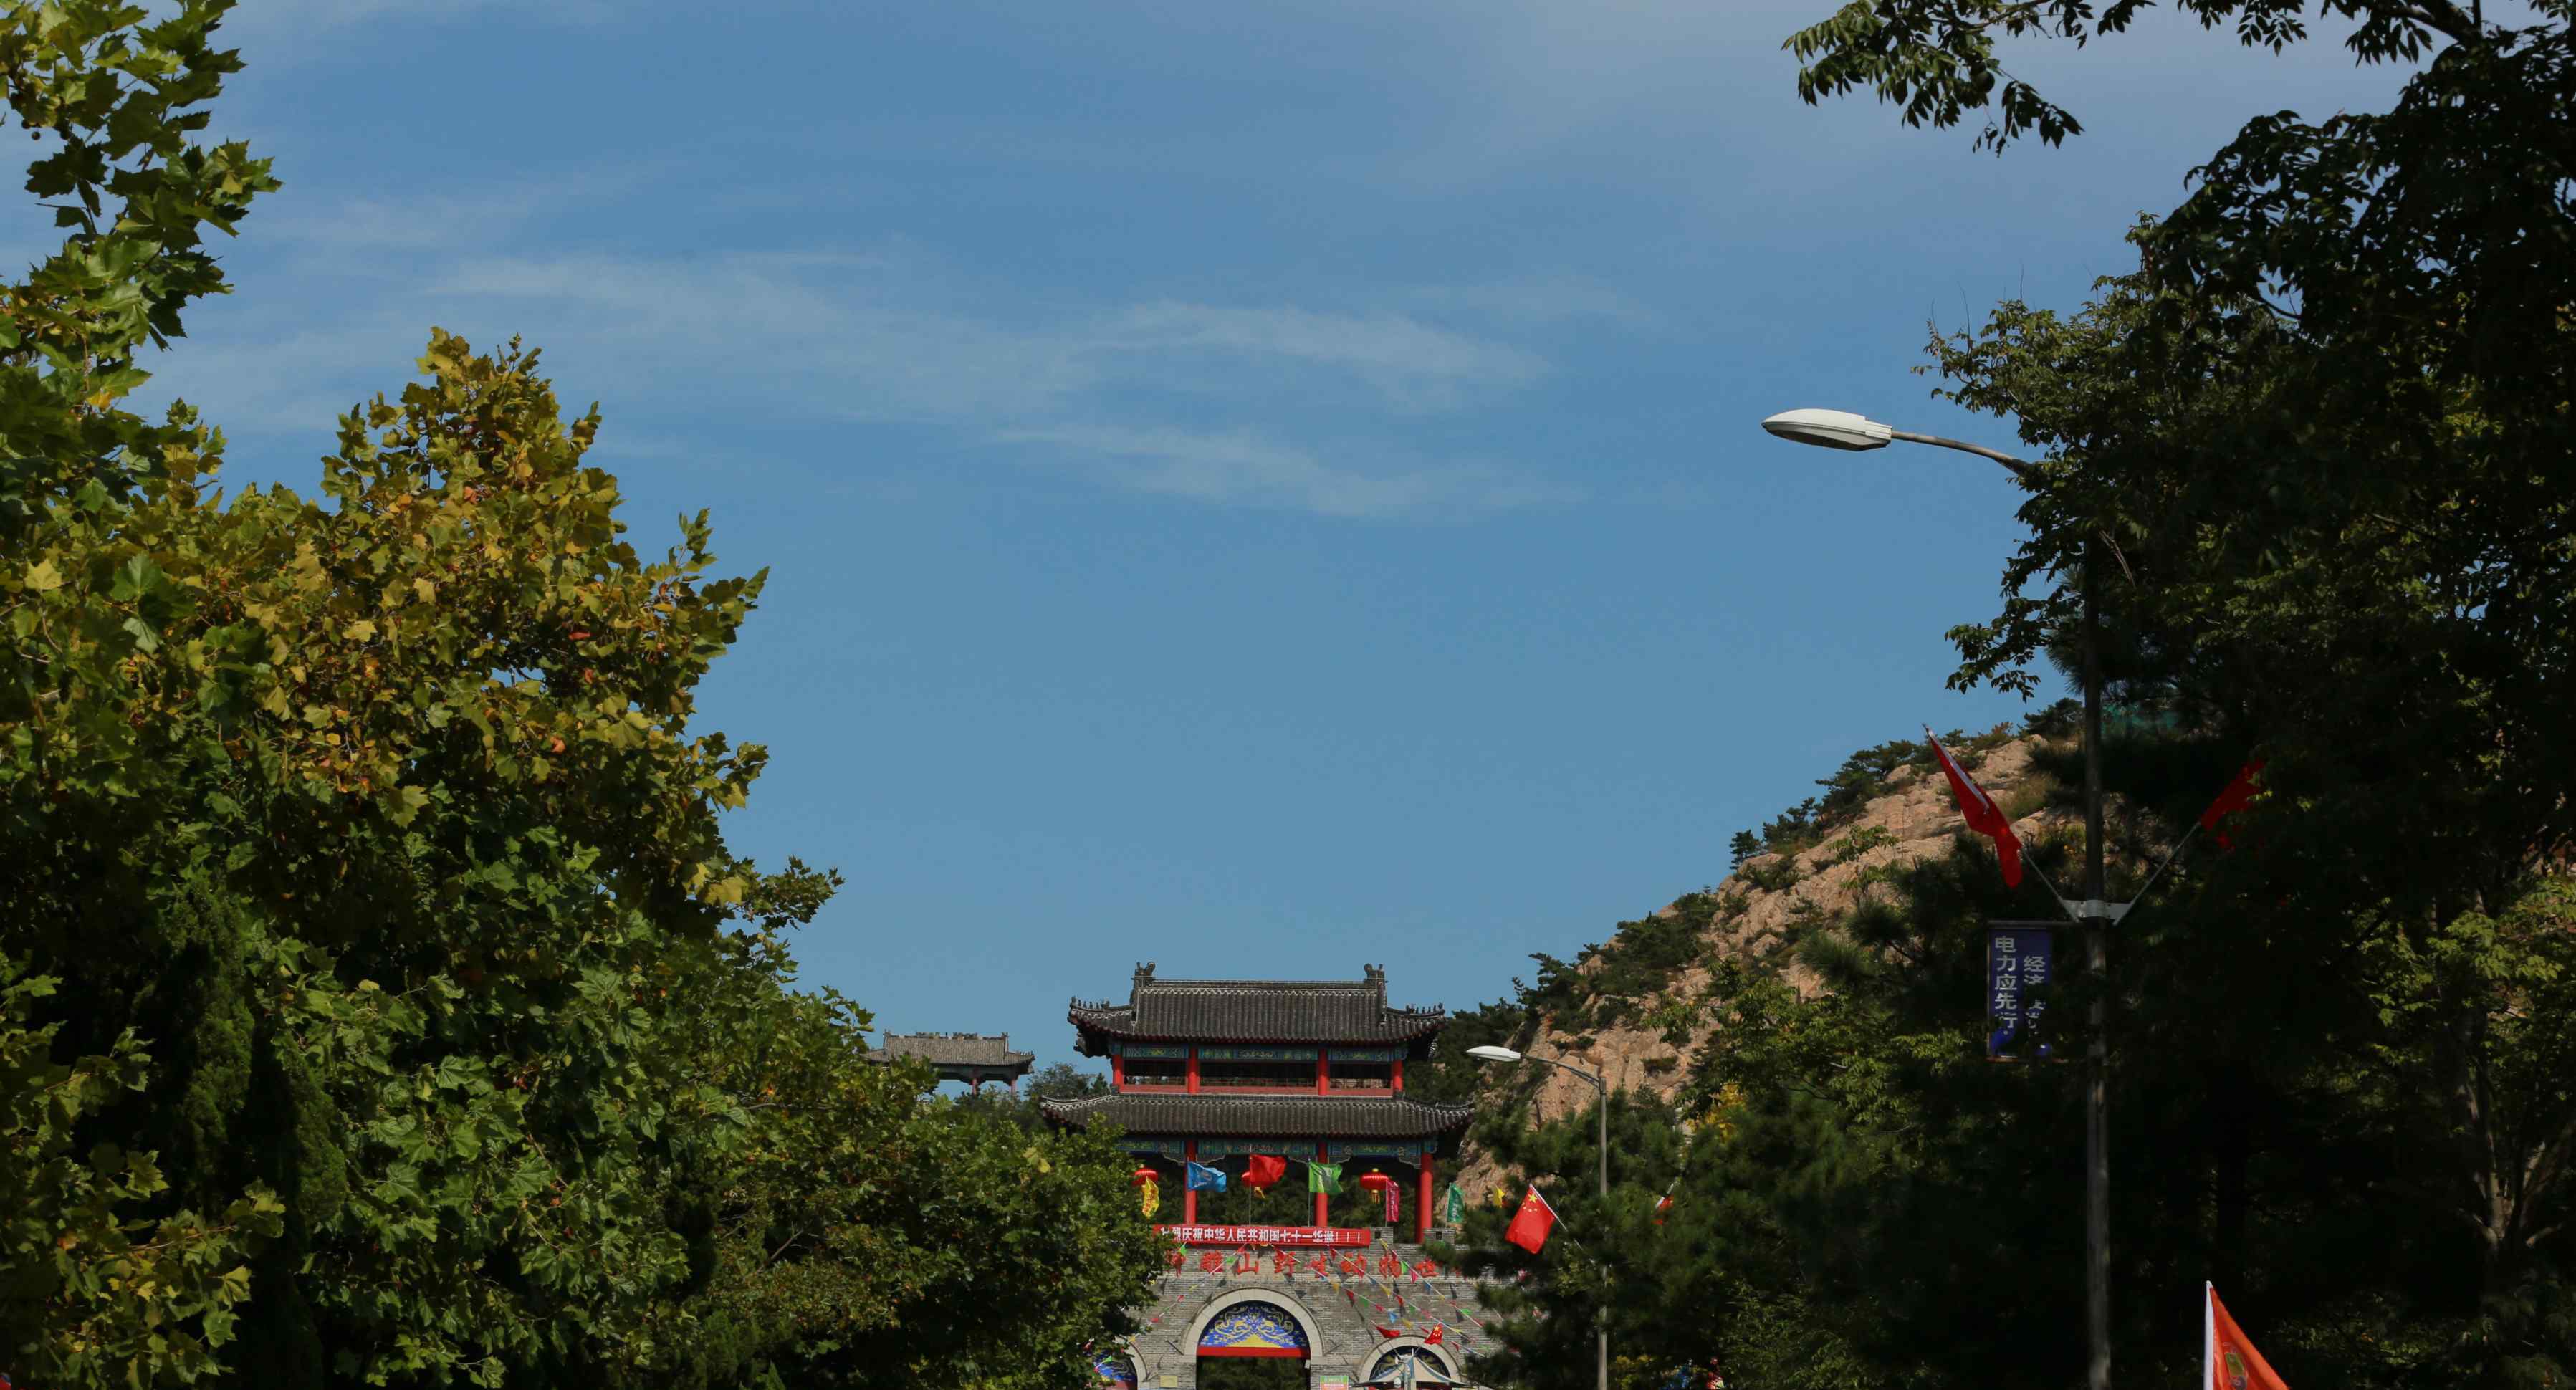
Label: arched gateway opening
xmin=1190 ymin=1293 xmax=1314 ymax=1388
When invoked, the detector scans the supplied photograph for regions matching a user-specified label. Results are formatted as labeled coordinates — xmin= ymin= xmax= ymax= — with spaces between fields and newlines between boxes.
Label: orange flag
xmin=2206 ymin=1284 xmax=2289 ymax=1389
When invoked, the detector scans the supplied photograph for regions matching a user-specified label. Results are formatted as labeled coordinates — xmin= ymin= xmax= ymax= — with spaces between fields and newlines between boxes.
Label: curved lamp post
xmin=1758 ymin=408 xmax=2112 ymax=1390
xmin=1468 ymin=1045 xmax=1608 ymax=1390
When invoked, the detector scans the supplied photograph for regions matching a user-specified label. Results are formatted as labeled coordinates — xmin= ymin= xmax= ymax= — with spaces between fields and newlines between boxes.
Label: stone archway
xmin=1353 ymin=1334 xmax=1465 ymax=1386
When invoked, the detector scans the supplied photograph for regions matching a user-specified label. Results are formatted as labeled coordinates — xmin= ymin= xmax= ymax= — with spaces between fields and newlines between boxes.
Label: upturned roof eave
xmin=1063 ymin=1005 xmax=1450 ymax=1045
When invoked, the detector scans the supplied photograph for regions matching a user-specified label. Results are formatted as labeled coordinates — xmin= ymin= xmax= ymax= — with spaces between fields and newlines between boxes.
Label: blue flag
xmin=1186 ymin=1161 xmax=1228 ymax=1192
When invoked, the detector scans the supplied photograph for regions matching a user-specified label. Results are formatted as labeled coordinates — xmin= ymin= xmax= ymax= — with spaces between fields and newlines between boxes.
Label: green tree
xmin=0 ymin=5 xmax=1163 ymax=1385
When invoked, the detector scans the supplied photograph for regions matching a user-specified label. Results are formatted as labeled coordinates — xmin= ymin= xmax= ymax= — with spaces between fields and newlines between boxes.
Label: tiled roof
xmin=1068 ymin=963 xmax=1447 ymax=1044
xmin=868 ymin=1033 xmax=1035 ymax=1068
xmin=1038 ymin=1093 xmax=1475 ymax=1139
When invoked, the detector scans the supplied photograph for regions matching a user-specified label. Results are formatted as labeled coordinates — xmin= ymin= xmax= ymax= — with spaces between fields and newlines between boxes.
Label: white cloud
xmin=142 ymin=183 xmax=1583 ymax=519
xmin=995 ymin=425 xmax=1577 ymax=518
xmin=1405 ymin=277 xmax=1655 ymax=329
xmin=1098 ymin=302 xmax=1548 ymax=410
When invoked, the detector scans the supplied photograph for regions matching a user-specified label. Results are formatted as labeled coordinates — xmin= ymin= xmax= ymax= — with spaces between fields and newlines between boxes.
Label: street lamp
xmin=1470 ymin=1045 xmax=1609 ymax=1390
xmin=1758 ymin=408 xmax=2114 ymax=1390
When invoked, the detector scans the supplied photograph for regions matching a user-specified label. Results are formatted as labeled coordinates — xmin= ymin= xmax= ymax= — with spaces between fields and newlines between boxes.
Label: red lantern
xmin=1356 ymin=1169 xmax=1400 ymax=1225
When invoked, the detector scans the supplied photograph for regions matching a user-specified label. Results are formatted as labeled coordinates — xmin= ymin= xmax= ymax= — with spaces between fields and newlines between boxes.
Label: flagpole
xmin=2203 ymin=1281 xmax=2216 ymax=1389
xmin=2125 ymin=820 xmax=2202 ymax=906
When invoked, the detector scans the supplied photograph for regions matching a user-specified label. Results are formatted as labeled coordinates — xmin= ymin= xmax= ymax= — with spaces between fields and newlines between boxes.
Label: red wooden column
xmin=1110 ymin=1054 xmax=1124 ymax=1088
xmin=1184 ymin=1140 xmax=1198 ymax=1224
xmin=1186 ymin=1048 xmax=1200 ymax=1093
xmin=1392 ymin=1059 xmax=1404 ymax=1093
xmin=1417 ymin=1151 xmax=1434 ymax=1243
xmin=1313 ymin=1141 xmax=1330 ymax=1227
xmin=1314 ymin=1053 xmax=1328 ymax=1094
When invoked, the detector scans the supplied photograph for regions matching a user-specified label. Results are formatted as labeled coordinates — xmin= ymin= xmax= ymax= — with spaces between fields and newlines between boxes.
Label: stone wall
xmin=1114 ymin=1235 xmax=1503 ymax=1389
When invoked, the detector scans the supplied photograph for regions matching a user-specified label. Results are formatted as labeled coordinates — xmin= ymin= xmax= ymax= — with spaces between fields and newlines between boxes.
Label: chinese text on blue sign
xmin=1986 ymin=925 xmax=2053 ymax=1060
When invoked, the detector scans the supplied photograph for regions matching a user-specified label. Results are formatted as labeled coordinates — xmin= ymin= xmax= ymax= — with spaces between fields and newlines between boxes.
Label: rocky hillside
xmin=1455 ymin=725 xmax=2078 ymax=1198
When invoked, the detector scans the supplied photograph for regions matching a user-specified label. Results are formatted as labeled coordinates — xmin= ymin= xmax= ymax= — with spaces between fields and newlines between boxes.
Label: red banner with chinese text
xmin=1157 ymin=1224 xmax=1371 ymax=1247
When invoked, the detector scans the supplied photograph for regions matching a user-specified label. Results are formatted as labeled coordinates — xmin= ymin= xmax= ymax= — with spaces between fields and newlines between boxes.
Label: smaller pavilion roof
xmin=869 ymin=1032 xmax=1034 ymax=1070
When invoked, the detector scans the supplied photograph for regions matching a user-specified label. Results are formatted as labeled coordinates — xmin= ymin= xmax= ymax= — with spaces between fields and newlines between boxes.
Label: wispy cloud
xmin=1405 ymin=277 xmax=1655 ymax=330
xmin=219 ymin=0 xmax=613 ymax=46
xmin=1098 ymin=302 xmax=1547 ymax=410
xmin=995 ymin=425 xmax=1578 ymax=518
xmin=145 ymin=184 xmax=1585 ymax=519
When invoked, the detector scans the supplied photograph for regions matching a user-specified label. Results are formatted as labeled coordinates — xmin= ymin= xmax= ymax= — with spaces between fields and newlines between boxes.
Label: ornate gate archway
xmin=1356 ymin=1337 xmax=1463 ymax=1385
xmin=1187 ymin=1289 xmax=1321 ymax=1374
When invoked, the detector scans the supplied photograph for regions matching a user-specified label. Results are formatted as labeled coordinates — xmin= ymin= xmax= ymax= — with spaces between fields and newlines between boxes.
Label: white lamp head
xmin=1761 ymin=408 xmax=1893 ymax=451
xmin=1465 ymin=1045 xmax=1523 ymax=1064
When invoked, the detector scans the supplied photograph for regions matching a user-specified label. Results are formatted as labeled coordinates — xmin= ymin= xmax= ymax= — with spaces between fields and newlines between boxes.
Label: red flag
xmin=2205 ymin=1284 xmax=2290 ymax=1389
xmin=1244 ymin=1154 xmax=1288 ymax=1189
xmin=1927 ymin=728 xmax=2023 ymax=887
xmin=1376 ymin=1325 xmax=1404 ymax=1341
xmin=2198 ymin=762 xmax=2265 ymax=850
xmin=1503 ymin=1185 xmax=1557 ymax=1253
xmin=1653 ymin=1193 xmax=1673 ymax=1225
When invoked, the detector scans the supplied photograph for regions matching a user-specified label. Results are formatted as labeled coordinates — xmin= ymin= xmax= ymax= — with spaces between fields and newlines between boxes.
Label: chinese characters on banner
xmin=1154 ymin=1224 xmax=1373 ymax=1247
xmin=1986 ymin=924 xmax=2054 ymax=1060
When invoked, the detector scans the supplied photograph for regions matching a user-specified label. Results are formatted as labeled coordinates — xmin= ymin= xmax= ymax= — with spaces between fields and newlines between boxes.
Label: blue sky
xmin=91 ymin=0 xmax=2421 ymax=1072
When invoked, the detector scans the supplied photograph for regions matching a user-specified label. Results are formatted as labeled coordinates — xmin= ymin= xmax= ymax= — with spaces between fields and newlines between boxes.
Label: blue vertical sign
xmin=1986 ymin=925 xmax=2054 ymax=1060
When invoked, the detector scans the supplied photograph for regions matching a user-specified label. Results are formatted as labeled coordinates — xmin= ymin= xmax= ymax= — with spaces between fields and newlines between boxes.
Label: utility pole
xmin=1467 ymin=1045 xmax=1609 ymax=1390
xmin=1756 ymin=409 xmax=2120 ymax=1389
xmin=2082 ymin=547 xmax=2112 ymax=1390
xmin=1598 ymin=1084 xmax=1611 ymax=1390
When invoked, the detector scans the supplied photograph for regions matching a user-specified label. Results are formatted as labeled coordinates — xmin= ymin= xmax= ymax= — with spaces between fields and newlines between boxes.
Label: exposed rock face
xmin=1455 ymin=735 xmax=2071 ymax=1199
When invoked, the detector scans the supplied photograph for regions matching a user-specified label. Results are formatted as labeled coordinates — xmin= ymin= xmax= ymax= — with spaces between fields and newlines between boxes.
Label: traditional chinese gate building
xmin=1045 ymin=964 xmax=1496 ymax=1388
xmin=1043 ymin=963 xmax=1470 ymax=1242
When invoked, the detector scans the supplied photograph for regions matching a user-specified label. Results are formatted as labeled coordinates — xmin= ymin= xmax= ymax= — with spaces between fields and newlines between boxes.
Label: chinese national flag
xmin=1927 ymin=727 xmax=2024 ymax=887
xmin=2198 ymin=762 xmax=2265 ymax=850
xmin=2206 ymin=1285 xmax=2290 ymax=1390
xmin=1245 ymin=1154 xmax=1288 ymax=1190
xmin=1503 ymin=1186 xmax=1558 ymax=1254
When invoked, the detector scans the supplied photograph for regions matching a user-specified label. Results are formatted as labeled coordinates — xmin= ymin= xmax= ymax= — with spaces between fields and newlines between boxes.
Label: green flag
xmin=1440 ymin=1181 xmax=1465 ymax=1225
xmin=1309 ymin=1160 xmax=1342 ymax=1195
